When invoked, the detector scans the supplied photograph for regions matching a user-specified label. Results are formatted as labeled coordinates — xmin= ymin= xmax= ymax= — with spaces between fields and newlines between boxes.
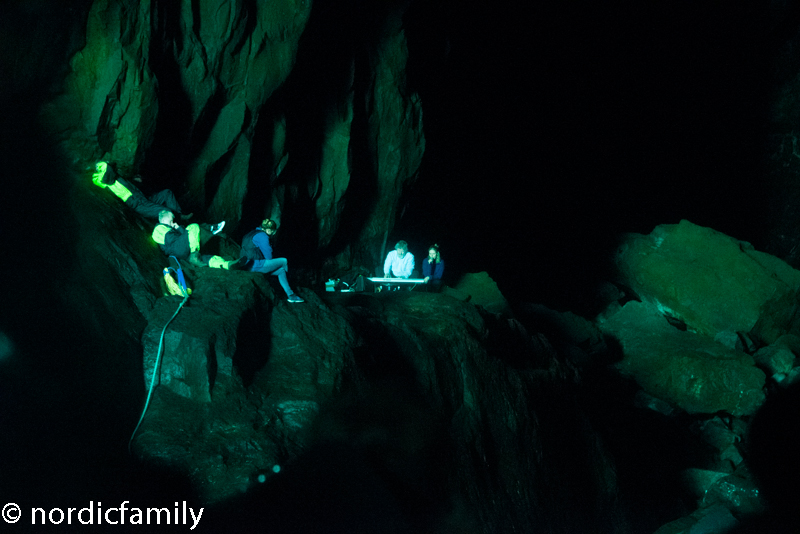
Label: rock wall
xmin=133 ymin=280 xmax=624 ymax=532
xmin=39 ymin=0 xmax=423 ymax=275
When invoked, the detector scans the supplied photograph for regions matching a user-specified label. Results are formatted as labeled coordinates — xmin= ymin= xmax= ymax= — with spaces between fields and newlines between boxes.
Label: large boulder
xmin=598 ymin=300 xmax=766 ymax=416
xmin=615 ymin=220 xmax=800 ymax=345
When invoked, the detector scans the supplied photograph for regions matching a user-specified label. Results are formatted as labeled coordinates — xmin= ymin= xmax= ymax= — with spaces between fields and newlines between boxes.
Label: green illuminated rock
xmin=615 ymin=219 xmax=800 ymax=344
xmin=42 ymin=0 xmax=424 ymax=273
xmin=598 ymin=300 xmax=766 ymax=416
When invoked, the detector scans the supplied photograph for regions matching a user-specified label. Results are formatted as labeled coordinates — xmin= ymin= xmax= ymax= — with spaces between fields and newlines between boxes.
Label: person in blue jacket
xmin=422 ymin=244 xmax=445 ymax=291
xmin=240 ymin=219 xmax=304 ymax=303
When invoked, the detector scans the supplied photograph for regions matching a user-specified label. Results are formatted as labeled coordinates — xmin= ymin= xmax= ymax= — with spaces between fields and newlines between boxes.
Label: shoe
xmin=287 ymin=294 xmax=304 ymax=303
xmin=211 ymin=221 xmax=225 ymax=235
xmin=179 ymin=212 xmax=194 ymax=222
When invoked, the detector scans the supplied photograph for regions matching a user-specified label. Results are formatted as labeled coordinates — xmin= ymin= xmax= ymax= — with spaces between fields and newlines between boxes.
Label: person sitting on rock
xmin=151 ymin=210 xmax=234 ymax=269
xmin=422 ymin=244 xmax=445 ymax=291
xmin=91 ymin=161 xmax=192 ymax=222
xmin=383 ymin=240 xmax=415 ymax=279
xmin=239 ymin=218 xmax=304 ymax=303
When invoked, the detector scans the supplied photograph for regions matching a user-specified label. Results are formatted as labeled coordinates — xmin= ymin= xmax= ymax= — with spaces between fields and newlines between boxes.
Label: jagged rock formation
xmin=41 ymin=0 xmax=424 ymax=274
xmin=128 ymin=259 xmax=624 ymax=532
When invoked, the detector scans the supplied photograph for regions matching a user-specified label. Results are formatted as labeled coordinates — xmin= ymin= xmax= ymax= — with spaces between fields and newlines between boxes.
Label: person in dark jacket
xmin=92 ymin=161 xmax=191 ymax=221
xmin=151 ymin=210 xmax=231 ymax=268
xmin=422 ymin=244 xmax=445 ymax=291
xmin=240 ymin=219 xmax=304 ymax=303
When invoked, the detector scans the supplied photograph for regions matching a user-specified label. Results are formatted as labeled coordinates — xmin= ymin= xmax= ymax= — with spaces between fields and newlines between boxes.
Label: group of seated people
xmin=381 ymin=240 xmax=445 ymax=291
xmin=93 ymin=161 xmax=443 ymax=300
xmin=92 ymin=161 xmax=304 ymax=303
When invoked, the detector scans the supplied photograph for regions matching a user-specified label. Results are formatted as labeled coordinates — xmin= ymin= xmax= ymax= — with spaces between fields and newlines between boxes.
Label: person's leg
xmin=256 ymin=258 xmax=294 ymax=296
xmin=126 ymin=192 xmax=173 ymax=221
xmin=207 ymin=256 xmax=247 ymax=270
xmin=272 ymin=268 xmax=294 ymax=297
xmin=186 ymin=224 xmax=201 ymax=253
xmin=148 ymin=189 xmax=183 ymax=215
xmin=256 ymin=258 xmax=288 ymax=274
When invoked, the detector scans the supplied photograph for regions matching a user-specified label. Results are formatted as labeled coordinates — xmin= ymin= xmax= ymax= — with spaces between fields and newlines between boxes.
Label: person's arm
xmin=252 ymin=231 xmax=273 ymax=260
xmin=422 ymin=260 xmax=431 ymax=282
xmin=383 ymin=252 xmax=393 ymax=277
xmin=434 ymin=260 xmax=444 ymax=280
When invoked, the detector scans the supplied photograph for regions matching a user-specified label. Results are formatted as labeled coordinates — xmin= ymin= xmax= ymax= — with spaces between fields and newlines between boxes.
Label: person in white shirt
xmin=383 ymin=240 xmax=415 ymax=278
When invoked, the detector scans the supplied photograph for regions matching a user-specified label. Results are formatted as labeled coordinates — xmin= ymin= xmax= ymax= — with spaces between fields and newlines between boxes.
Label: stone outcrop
xmin=598 ymin=300 xmax=766 ymax=416
xmin=134 ymin=284 xmax=358 ymax=502
xmin=130 ymin=273 xmax=622 ymax=531
xmin=614 ymin=219 xmax=800 ymax=345
xmin=141 ymin=270 xmax=273 ymax=403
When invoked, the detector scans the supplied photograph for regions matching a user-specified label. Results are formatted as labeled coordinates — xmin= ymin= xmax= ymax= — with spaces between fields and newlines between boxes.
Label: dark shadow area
xmin=204 ymin=380 xmax=461 ymax=534
xmin=232 ymin=304 xmax=273 ymax=387
xmin=270 ymin=0 xmax=393 ymax=269
xmin=139 ymin=0 xmax=196 ymax=193
xmin=481 ymin=310 xmax=555 ymax=370
xmin=335 ymin=296 xmax=421 ymax=382
xmin=731 ymin=381 xmax=800 ymax=533
xmin=578 ymin=342 xmax=706 ymax=533
xmin=320 ymin=39 xmax=383 ymax=265
xmin=520 ymin=380 xmax=629 ymax=533
xmin=400 ymin=0 xmax=786 ymax=311
xmin=229 ymin=0 xmax=259 ymax=58
xmin=203 ymin=142 xmax=238 ymax=207
xmin=239 ymin=101 xmax=279 ymax=240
